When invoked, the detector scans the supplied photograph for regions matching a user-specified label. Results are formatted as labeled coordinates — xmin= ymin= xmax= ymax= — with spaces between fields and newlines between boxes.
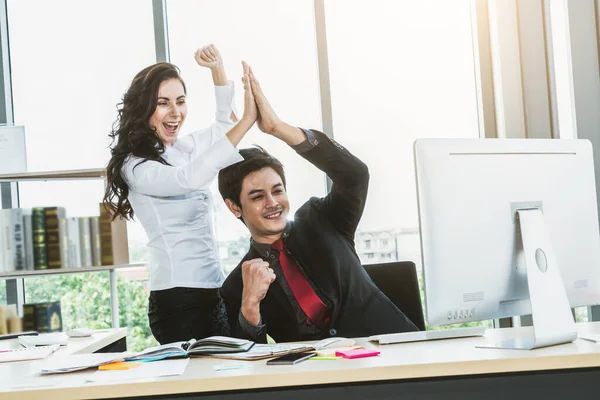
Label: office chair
xmin=363 ymin=261 xmax=426 ymax=331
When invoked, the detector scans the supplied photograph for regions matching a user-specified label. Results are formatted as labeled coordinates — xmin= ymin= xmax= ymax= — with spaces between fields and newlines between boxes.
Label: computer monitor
xmin=414 ymin=138 xmax=600 ymax=349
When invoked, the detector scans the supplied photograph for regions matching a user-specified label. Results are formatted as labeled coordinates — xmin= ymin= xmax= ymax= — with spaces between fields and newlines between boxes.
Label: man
xmin=218 ymin=69 xmax=418 ymax=343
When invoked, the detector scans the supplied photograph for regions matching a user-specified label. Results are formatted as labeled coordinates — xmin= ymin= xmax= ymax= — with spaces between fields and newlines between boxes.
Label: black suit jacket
xmin=220 ymin=130 xmax=418 ymax=343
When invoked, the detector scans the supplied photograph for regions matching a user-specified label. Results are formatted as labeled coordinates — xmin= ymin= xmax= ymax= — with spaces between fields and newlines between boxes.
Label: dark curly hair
xmin=103 ymin=62 xmax=187 ymax=220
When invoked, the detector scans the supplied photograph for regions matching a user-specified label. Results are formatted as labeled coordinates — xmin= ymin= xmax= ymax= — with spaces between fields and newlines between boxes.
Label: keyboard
xmin=368 ymin=327 xmax=486 ymax=345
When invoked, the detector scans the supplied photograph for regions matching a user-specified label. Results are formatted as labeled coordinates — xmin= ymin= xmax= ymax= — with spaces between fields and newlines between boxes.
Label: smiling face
xmin=149 ymin=78 xmax=187 ymax=145
xmin=225 ymin=167 xmax=290 ymax=244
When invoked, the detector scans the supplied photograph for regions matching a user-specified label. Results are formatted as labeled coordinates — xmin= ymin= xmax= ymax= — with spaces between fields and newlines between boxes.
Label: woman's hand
xmin=241 ymin=61 xmax=258 ymax=123
xmin=194 ymin=44 xmax=224 ymax=70
xmin=249 ymin=67 xmax=282 ymax=135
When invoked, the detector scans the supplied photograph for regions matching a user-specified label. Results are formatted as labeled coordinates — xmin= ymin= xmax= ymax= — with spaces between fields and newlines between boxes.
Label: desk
xmin=2 ymin=324 xmax=600 ymax=399
xmin=0 ymin=328 xmax=128 ymax=355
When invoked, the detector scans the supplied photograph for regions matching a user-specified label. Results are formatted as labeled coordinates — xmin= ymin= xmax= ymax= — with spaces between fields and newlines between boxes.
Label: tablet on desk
xmin=266 ymin=352 xmax=316 ymax=365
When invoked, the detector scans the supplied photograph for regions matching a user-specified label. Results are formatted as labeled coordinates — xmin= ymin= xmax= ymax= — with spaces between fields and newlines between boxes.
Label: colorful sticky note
xmin=98 ymin=362 xmax=142 ymax=371
xmin=335 ymin=349 xmax=380 ymax=359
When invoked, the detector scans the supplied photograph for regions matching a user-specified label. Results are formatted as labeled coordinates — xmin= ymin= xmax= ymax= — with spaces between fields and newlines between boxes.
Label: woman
xmin=103 ymin=45 xmax=257 ymax=344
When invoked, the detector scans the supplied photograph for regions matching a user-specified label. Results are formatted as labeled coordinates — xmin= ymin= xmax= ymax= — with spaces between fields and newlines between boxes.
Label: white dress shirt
xmin=122 ymin=81 xmax=243 ymax=291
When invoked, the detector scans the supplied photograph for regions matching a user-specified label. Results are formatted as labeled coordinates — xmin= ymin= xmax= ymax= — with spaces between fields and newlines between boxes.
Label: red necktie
xmin=271 ymin=239 xmax=329 ymax=328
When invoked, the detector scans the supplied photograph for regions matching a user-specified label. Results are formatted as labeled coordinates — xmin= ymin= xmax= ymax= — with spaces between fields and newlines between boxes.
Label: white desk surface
xmin=0 ymin=328 xmax=127 ymax=355
xmin=3 ymin=323 xmax=600 ymax=400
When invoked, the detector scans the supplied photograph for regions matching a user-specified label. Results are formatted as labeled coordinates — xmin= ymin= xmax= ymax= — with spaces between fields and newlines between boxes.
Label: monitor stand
xmin=477 ymin=208 xmax=577 ymax=350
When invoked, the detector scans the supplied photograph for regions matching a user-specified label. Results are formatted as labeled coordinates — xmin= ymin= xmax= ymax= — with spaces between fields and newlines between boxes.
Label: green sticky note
xmin=266 ymin=334 xmax=276 ymax=344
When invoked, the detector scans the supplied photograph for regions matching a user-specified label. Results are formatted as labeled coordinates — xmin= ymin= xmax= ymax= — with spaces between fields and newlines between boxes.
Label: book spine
xmin=0 ymin=210 xmax=8 ymax=272
xmin=78 ymin=217 xmax=92 ymax=267
xmin=58 ymin=218 xmax=69 ymax=268
xmin=0 ymin=209 xmax=16 ymax=272
xmin=22 ymin=304 xmax=36 ymax=331
xmin=22 ymin=210 xmax=35 ymax=271
xmin=35 ymin=303 xmax=50 ymax=333
xmin=67 ymin=217 xmax=81 ymax=268
xmin=99 ymin=204 xmax=113 ymax=266
xmin=11 ymin=208 xmax=24 ymax=271
xmin=32 ymin=207 xmax=48 ymax=270
xmin=90 ymin=216 xmax=101 ymax=266
xmin=44 ymin=207 xmax=66 ymax=269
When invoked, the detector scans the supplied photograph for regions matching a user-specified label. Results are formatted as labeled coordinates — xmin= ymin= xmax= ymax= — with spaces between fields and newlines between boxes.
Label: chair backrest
xmin=363 ymin=261 xmax=426 ymax=331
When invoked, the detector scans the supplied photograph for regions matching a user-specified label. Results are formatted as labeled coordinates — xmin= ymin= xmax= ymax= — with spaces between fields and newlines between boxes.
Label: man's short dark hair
xmin=218 ymin=146 xmax=287 ymax=208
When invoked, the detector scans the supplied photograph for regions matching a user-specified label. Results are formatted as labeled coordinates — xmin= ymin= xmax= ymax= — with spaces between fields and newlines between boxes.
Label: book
xmin=32 ymin=207 xmax=48 ymax=270
xmin=0 ymin=208 xmax=25 ymax=272
xmin=23 ymin=301 xmax=63 ymax=333
xmin=99 ymin=203 xmax=113 ymax=265
xmin=0 ymin=210 xmax=4 ymax=273
xmin=78 ymin=217 xmax=92 ymax=267
xmin=58 ymin=217 xmax=69 ymax=268
xmin=90 ymin=216 xmax=101 ymax=266
xmin=44 ymin=207 xmax=66 ymax=269
xmin=22 ymin=209 xmax=34 ymax=270
xmin=10 ymin=208 xmax=24 ymax=271
xmin=125 ymin=336 xmax=254 ymax=362
xmin=66 ymin=217 xmax=81 ymax=268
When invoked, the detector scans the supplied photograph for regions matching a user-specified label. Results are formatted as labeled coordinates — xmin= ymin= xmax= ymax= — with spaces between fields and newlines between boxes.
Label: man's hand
xmin=194 ymin=44 xmax=223 ymax=70
xmin=240 ymin=258 xmax=276 ymax=326
xmin=249 ymin=67 xmax=282 ymax=135
xmin=241 ymin=61 xmax=258 ymax=123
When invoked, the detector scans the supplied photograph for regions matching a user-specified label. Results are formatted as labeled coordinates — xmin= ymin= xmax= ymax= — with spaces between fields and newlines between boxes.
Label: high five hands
xmin=240 ymin=62 xmax=282 ymax=135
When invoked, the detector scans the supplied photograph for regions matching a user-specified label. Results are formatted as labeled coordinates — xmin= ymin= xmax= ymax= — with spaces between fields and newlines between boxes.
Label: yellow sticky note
xmin=99 ymin=362 xmax=142 ymax=371
xmin=266 ymin=334 xmax=276 ymax=344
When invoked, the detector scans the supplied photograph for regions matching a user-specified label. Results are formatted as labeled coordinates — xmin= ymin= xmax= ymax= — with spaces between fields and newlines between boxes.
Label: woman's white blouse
xmin=122 ymin=81 xmax=243 ymax=291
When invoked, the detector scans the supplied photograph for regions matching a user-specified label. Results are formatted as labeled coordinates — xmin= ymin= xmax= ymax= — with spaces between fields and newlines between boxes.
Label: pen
xmin=310 ymin=356 xmax=341 ymax=360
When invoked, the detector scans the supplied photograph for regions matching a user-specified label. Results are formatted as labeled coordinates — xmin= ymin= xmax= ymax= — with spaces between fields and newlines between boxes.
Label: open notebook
xmin=125 ymin=336 xmax=254 ymax=362
xmin=208 ymin=337 xmax=357 ymax=361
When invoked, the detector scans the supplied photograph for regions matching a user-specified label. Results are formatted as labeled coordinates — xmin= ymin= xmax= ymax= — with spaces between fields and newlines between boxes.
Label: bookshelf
xmin=0 ymin=168 xmax=107 ymax=182
xmin=0 ymin=262 xmax=147 ymax=279
xmin=0 ymin=168 xmax=139 ymax=329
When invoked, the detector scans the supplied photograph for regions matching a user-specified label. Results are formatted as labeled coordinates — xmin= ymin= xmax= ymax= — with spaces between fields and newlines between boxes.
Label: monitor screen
xmin=414 ymin=138 xmax=600 ymax=330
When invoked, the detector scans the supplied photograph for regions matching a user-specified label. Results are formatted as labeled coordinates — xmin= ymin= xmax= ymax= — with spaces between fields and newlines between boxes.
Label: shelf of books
xmin=0 ymin=168 xmax=135 ymax=329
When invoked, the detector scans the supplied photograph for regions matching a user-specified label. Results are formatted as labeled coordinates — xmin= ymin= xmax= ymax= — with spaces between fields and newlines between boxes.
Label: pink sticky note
xmin=335 ymin=348 xmax=380 ymax=359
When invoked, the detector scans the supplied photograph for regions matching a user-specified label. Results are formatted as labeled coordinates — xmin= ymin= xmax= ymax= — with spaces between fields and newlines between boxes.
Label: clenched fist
xmin=240 ymin=258 xmax=276 ymax=326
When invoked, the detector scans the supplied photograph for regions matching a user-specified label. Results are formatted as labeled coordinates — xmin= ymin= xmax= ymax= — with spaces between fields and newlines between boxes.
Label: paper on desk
xmin=579 ymin=334 xmax=600 ymax=343
xmin=39 ymin=353 xmax=126 ymax=374
xmin=86 ymin=359 xmax=189 ymax=382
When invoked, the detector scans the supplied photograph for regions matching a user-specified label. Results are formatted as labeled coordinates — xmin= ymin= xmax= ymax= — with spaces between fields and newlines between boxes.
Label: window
xmin=166 ymin=0 xmax=325 ymax=271
xmin=365 ymin=239 xmax=372 ymax=250
xmin=7 ymin=0 xmax=156 ymax=350
xmin=324 ymin=0 xmax=481 ymax=328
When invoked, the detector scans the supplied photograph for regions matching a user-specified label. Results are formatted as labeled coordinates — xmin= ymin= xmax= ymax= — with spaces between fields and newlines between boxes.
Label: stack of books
xmin=0 ymin=203 xmax=122 ymax=272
